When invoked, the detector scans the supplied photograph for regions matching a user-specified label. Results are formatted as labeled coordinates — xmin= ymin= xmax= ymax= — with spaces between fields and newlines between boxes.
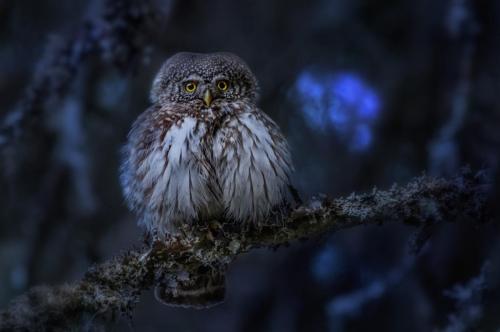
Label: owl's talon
xmin=206 ymin=230 xmax=215 ymax=242
xmin=139 ymin=247 xmax=153 ymax=262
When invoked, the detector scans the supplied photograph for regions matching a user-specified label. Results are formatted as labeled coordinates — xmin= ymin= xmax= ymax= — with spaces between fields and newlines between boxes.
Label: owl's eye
xmin=184 ymin=82 xmax=197 ymax=93
xmin=217 ymin=80 xmax=229 ymax=91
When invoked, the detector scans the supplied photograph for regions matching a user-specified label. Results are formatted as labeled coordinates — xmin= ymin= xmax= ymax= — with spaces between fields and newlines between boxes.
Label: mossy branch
xmin=0 ymin=170 xmax=491 ymax=331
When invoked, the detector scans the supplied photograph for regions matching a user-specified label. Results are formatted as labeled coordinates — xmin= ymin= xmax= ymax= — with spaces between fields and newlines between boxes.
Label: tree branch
xmin=0 ymin=169 xmax=491 ymax=331
xmin=0 ymin=0 xmax=159 ymax=150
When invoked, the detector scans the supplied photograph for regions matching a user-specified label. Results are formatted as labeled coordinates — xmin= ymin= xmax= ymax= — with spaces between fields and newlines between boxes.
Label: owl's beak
xmin=203 ymin=89 xmax=213 ymax=107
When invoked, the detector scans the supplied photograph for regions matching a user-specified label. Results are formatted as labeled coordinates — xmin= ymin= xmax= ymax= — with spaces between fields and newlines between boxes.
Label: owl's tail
xmin=154 ymin=271 xmax=225 ymax=309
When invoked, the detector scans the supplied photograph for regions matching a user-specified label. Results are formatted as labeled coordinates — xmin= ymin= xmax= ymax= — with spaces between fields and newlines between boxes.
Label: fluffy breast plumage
xmin=120 ymin=105 xmax=223 ymax=236
xmin=121 ymin=102 xmax=292 ymax=236
xmin=214 ymin=102 xmax=293 ymax=223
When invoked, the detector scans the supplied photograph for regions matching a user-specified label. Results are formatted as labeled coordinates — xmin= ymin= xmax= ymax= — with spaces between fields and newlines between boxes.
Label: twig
xmin=0 ymin=0 xmax=158 ymax=150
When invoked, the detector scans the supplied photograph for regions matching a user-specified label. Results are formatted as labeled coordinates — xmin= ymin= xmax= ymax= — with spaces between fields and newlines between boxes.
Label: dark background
xmin=1 ymin=0 xmax=499 ymax=331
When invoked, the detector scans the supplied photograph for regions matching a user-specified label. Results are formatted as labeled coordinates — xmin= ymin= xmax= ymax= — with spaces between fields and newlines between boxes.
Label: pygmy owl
xmin=120 ymin=52 xmax=293 ymax=239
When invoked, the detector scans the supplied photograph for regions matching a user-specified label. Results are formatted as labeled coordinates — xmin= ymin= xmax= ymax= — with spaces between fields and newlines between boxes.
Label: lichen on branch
xmin=0 ymin=170 xmax=491 ymax=331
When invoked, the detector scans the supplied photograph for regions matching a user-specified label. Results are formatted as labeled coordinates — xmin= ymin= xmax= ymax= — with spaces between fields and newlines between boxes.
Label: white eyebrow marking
xmin=212 ymin=74 xmax=229 ymax=81
xmin=182 ymin=74 xmax=203 ymax=82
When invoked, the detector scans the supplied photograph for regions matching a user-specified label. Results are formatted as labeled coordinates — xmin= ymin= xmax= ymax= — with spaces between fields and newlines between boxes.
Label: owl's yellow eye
xmin=184 ymin=82 xmax=197 ymax=93
xmin=217 ymin=80 xmax=229 ymax=91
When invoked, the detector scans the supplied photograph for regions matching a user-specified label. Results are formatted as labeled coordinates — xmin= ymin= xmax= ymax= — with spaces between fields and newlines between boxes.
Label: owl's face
xmin=151 ymin=52 xmax=258 ymax=108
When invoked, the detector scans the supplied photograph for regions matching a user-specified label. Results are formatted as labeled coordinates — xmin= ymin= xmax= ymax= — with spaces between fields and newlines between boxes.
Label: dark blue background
xmin=0 ymin=0 xmax=499 ymax=331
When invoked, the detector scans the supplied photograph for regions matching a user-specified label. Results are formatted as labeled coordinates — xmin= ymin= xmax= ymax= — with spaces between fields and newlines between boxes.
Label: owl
xmin=120 ymin=52 xmax=294 ymax=239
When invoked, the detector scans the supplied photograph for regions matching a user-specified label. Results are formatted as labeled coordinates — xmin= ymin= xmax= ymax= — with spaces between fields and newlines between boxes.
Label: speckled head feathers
xmin=150 ymin=52 xmax=259 ymax=105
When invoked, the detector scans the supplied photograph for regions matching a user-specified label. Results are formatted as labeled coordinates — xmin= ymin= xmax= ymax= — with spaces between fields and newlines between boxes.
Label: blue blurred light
xmin=294 ymin=70 xmax=381 ymax=151
xmin=327 ymin=280 xmax=385 ymax=317
xmin=358 ymin=91 xmax=380 ymax=120
xmin=328 ymin=100 xmax=349 ymax=129
xmin=297 ymin=72 xmax=324 ymax=100
xmin=332 ymin=74 xmax=364 ymax=105
xmin=312 ymin=244 xmax=342 ymax=282
xmin=351 ymin=124 xmax=372 ymax=151
xmin=296 ymin=72 xmax=326 ymax=129
xmin=10 ymin=265 xmax=27 ymax=290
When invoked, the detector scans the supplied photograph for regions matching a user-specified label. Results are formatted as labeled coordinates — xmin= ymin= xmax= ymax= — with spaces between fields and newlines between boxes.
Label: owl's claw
xmin=205 ymin=229 xmax=215 ymax=242
xmin=139 ymin=246 xmax=154 ymax=262
xmin=139 ymin=230 xmax=161 ymax=262
xmin=207 ymin=219 xmax=226 ymax=240
xmin=209 ymin=219 xmax=224 ymax=231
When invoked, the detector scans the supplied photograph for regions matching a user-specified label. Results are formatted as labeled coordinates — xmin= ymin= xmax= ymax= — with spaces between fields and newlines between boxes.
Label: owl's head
xmin=150 ymin=52 xmax=259 ymax=107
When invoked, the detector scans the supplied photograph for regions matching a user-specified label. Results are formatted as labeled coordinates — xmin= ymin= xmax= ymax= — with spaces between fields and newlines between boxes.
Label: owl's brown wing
xmin=215 ymin=103 xmax=295 ymax=224
xmin=254 ymin=110 xmax=302 ymax=205
xmin=120 ymin=105 xmax=177 ymax=222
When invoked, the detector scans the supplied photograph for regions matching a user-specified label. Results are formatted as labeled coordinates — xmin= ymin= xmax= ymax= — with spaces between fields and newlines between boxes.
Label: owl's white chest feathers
xmin=130 ymin=116 xmax=219 ymax=235
xmin=124 ymin=106 xmax=292 ymax=235
xmin=214 ymin=110 xmax=292 ymax=223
